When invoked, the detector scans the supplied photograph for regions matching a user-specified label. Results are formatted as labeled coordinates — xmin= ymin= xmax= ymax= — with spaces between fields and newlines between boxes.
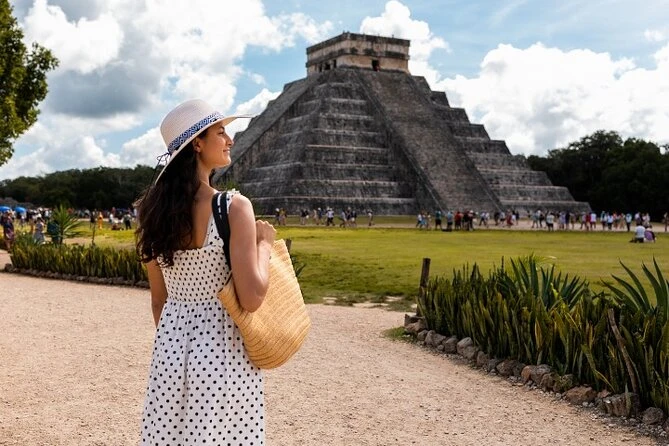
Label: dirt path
xmin=0 ymin=273 xmax=660 ymax=445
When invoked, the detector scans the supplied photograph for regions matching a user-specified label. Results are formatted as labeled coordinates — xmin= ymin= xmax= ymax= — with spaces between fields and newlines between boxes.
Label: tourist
xmin=135 ymin=99 xmax=274 ymax=444
xmin=434 ymin=209 xmax=442 ymax=230
xmin=326 ymin=207 xmax=334 ymax=226
xmin=545 ymin=212 xmax=555 ymax=232
xmin=1 ymin=212 xmax=15 ymax=251
xmin=33 ymin=217 xmax=45 ymax=244
xmin=645 ymin=225 xmax=657 ymax=242
xmin=632 ymin=222 xmax=646 ymax=243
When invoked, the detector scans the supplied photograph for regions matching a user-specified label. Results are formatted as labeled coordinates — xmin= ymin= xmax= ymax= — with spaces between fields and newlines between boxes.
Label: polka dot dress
xmin=142 ymin=191 xmax=264 ymax=445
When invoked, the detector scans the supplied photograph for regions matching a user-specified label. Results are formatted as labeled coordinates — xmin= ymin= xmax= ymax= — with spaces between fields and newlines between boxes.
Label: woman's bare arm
xmin=228 ymin=194 xmax=276 ymax=312
xmin=146 ymin=260 xmax=168 ymax=327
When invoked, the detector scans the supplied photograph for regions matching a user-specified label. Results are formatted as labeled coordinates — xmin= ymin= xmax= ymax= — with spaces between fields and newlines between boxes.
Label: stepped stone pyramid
xmin=214 ymin=32 xmax=590 ymax=215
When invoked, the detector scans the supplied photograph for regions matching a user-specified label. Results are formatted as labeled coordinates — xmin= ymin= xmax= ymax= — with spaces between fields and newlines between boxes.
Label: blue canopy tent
xmin=0 ymin=205 xmax=11 ymax=213
xmin=14 ymin=206 xmax=26 ymax=214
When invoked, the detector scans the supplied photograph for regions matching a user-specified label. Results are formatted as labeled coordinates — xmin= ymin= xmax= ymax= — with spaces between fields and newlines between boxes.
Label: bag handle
xmin=211 ymin=191 xmax=232 ymax=273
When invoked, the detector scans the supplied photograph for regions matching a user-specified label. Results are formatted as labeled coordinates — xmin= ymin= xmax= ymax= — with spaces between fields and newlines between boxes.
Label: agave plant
xmin=48 ymin=205 xmax=85 ymax=245
xmin=602 ymin=259 xmax=669 ymax=412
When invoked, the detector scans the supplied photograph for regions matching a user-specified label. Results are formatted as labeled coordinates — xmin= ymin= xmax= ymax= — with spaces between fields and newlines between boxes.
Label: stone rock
xmin=404 ymin=314 xmax=422 ymax=326
xmin=456 ymin=338 xmax=479 ymax=360
xmin=565 ymin=386 xmax=596 ymax=405
xmin=4 ymin=263 xmax=13 ymax=272
xmin=425 ymin=331 xmax=446 ymax=348
xmin=597 ymin=390 xmax=612 ymax=400
xmin=512 ymin=361 xmax=526 ymax=377
xmin=642 ymin=407 xmax=665 ymax=426
xmin=486 ymin=358 xmax=502 ymax=373
xmin=553 ymin=374 xmax=576 ymax=393
xmin=416 ymin=330 xmax=429 ymax=342
xmin=442 ymin=336 xmax=458 ymax=354
xmin=462 ymin=345 xmax=479 ymax=361
xmin=530 ymin=364 xmax=552 ymax=384
xmin=539 ymin=372 xmax=559 ymax=391
xmin=520 ymin=365 xmax=533 ymax=384
xmin=476 ymin=351 xmax=490 ymax=368
xmin=436 ymin=344 xmax=445 ymax=352
xmin=496 ymin=359 xmax=523 ymax=377
xmin=456 ymin=337 xmax=474 ymax=355
xmin=601 ymin=393 xmax=641 ymax=417
xmin=404 ymin=319 xmax=427 ymax=335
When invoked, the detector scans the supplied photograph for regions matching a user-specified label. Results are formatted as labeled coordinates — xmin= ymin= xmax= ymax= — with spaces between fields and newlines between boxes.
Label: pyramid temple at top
xmin=214 ymin=32 xmax=590 ymax=215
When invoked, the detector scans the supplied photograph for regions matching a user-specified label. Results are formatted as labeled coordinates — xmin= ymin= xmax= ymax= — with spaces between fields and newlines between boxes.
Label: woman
xmin=1 ymin=212 xmax=15 ymax=251
xmin=33 ymin=217 xmax=45 ymax=244
xmin=135 ymin=99 xmax=274 ymax=445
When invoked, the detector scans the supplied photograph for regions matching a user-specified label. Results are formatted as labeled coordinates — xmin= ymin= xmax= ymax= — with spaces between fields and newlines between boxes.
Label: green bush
xmin=10 ymin=235 xmax=146 ymax=283
xmin=420 ymin=255 xmax=669 ymax=413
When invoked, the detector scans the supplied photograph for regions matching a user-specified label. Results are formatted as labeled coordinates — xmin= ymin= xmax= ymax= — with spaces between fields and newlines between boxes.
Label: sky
xmin=2 ymin=0 xmax=668 ymax=180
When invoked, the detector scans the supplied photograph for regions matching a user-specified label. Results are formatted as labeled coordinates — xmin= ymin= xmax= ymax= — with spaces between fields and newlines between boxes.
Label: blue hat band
xmin=167 ymin=112 xmax=224 ymax=154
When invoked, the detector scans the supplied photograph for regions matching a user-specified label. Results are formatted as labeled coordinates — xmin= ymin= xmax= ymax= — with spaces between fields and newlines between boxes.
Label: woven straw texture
xmin=218 ymin=239 xmax=311 ymax=369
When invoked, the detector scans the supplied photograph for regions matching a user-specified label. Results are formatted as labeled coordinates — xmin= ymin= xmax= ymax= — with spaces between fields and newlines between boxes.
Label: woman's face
xmin=194 ymin=122 xmax=233 ymax=170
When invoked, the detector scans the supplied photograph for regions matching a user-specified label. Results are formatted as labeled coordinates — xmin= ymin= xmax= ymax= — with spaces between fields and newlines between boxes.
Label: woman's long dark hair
xmin=135 ymin=139 xmax=203 ymax=267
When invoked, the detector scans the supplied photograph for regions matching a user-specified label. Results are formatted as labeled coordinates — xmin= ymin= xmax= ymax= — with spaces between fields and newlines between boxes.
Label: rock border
xmin=404 ymin=314 xmax=669 ymax=440
xmin=3 ymin=263 xmax=149 ymax=288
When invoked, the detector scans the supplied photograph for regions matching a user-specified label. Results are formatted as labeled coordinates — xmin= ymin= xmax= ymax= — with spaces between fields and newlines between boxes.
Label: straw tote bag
xmin=212 ymin=192 xmax=311 ymax=369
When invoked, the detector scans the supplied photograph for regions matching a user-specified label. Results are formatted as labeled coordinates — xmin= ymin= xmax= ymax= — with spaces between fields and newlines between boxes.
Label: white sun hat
xmin=154 ymin=99 xmax=252 ymax=184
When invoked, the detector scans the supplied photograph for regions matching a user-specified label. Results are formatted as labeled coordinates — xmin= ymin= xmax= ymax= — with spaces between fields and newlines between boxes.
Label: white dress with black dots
xmin=142 ymin=192 xmax=264 ymax=445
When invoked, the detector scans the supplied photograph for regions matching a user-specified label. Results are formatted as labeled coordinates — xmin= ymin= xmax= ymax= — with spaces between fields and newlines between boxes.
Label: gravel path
xmin=0 ymin=272 xmax=659 ymax=445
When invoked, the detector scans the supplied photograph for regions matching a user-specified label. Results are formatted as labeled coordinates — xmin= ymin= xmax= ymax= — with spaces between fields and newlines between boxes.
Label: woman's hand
xmin=255 ymin=220 xmax=276 ymax=248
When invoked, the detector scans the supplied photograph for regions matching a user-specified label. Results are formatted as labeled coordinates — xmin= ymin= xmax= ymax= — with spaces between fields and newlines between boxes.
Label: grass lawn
xmin=73 ymin=219 xmax=668 ymax=309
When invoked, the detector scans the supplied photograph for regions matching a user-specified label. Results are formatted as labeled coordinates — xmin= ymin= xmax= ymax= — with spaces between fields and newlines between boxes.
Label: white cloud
xmin=644 ymin=29 xmax=667 ymax=43
xmin=119 ymin=127 xmax=163 ymax=168
xmin=359 ymin=0 xmax=449 ymax=86
xmin=441 ymin=42 xmax=669 ymax=155
xmin=0 ymin=135 xmax=120 ymax=179
xmin=2 ymin=0 xmax=332 ymax=180
xmin=22 ymin=0 xmax=123 ymax=74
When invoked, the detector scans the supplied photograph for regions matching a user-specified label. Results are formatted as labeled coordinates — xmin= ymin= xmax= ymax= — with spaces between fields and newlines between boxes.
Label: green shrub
xmin=10 ymin=235 xmax=146 ymax=283
xmin=421 ymin=255 xmax=669 ymax=413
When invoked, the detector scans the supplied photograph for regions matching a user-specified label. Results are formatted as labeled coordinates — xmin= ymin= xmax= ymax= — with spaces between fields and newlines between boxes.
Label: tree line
xmin=0 ymin=130 xmax=667 ymax=216
xmin=527 ymin=130 xmax=669 ymax=219
xmin=0 ymin=166 xmax=154 ymax=210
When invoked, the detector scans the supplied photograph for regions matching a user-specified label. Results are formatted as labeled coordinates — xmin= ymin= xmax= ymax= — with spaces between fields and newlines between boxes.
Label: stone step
xmin=240 ymin=179 xmax=412 ymax=198
xmin=430 ymin=91 xmax=450 ymax=106
xmin=245 ymin=162 xmax=395 ymax=182
xmin=448 ymin=123 xmax=489 ymax=139
xmin=318 ymin=97 xmax=370 ymax=114
xmin=303 ymin=145 xmax=391 ymax=164
xmin=275 ymin=128 xmax=385 ymax=148
xmin=491 ymin=184 xmax=575 ymax=201
xmin=499 ymin=199 xmax=591 ymax=213
xmin=461 ymin=140 xmax=510 ymax=154
xmin=478 ymin=169 xmax=551 ymax=186
xmin=468 ymin=152 xmax=529 ymax=169
xmin=249 ymin=196 xmax=417 ymax=216
xmin=309 ymin=82 xmax=365 ymax=100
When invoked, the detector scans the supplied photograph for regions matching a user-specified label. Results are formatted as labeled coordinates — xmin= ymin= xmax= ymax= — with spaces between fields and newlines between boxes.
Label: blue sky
xmin=2 ymin=0 xmax=668 ymax=180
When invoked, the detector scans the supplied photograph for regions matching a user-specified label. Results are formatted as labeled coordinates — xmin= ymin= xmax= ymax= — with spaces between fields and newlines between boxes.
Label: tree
xmin=527 ymin=131 xmax=669 ymax=218
xmin=0 ymin=1 xmax=59 ymax=166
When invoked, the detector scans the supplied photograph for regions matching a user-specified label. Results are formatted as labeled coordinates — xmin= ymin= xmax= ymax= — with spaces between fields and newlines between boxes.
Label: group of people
xmin=291 ymin=206 xmax=375 ymax=228
xmin=1 ymin=208 xmax=48 ymax=250
xmin=88 ymin=208 xmax=135 ymax=231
